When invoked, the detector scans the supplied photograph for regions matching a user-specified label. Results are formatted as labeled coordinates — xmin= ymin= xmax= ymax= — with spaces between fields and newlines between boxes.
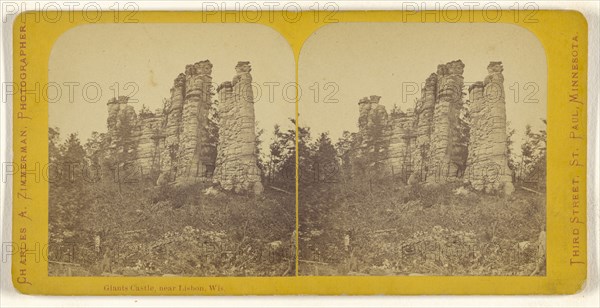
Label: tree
xmin=49 ymin=127 xmax=61 ymax=164
xmin=111 ymin=106 xmax=137 ymax=165
xmin=335 ymin=131 xmax=356 ymax=178
xmin=265 ymin=118 xmax=307 ymax=188
xmin=106 ymin=106 xmax=137 ymax=192
xmin=519 ymin=119 xmax=547 ymax=190
xmin=139 ymin=104 xmax=153 ymax=119
xmin=312 ymin=132 xmax=339 ymax=182
xmin=296 ymin=119 xmax=313 ymax=185
xmin=505 ymin=122 xmax=517 ymax=181
xmin=208 ymin=99 xmax=220 ymax=152
xmin=85 ymin=131 xmax=107 ymax=167
xmin=49 ymin=132 xmax=91 ymax=260
xmin=255 ymin=123 xmax=265 ymax=179
xmin=58 ymin=133 xmax=87 ymax=184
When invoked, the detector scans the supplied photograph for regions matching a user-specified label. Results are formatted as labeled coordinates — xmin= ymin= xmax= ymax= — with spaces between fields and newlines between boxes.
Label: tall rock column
xmin=467 ymin=62 xmax=514 ymax=194
xmin=429 ymin=60 xmax=465 ymax=182
xmin=159 ymin=74 xmax=186 ymax=179
xmin=410 ymin=73 xmax=437 ymax=182
xmin=387 ymin=110 xmax=415 ymax=179
xmin=214 ymin=62 xmax=263 ymax=195
xmin=137 ymin=111 xmax=163 ymax=174
xmin=106 ymin=96 xmax=139 ymax=164
xmin=178 ymin=60 xmax=214 ymax=183
xmin=355 ymin=96 xmax=390 ymax=173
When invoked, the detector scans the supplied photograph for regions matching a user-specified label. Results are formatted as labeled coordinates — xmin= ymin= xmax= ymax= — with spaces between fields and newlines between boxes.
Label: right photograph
xmin=298 ymin=23 xmax=547 ymax=276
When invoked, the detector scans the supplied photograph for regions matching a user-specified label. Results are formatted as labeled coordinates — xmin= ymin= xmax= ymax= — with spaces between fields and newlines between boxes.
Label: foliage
xmin=264 ymin=118 xmax=299 ymax=189
xmin=208 ymin=99 xmax=220 ymax=152
xmin=335 ymin=131 xmax=356 ymax=177
xmin=48 ymin=127 xmax=295 ymax=277
xmin=299 ymin=178 xmax=545 ymax=276
xmin=506 ymin=122 xmax=517 ymax=178
xmin=516 ymin=119 xmax=547 ymax=191
xmin=138 ymin=105 xmax=154 ymax=119
xmin=308 ymin=132 xmax=340 ymax=184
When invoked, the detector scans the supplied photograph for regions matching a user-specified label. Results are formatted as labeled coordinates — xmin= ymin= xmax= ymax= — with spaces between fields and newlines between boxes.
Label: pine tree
xmin=85 ymin=132 xmax=107 ymax=167
xmin=520 ymin=119 xmax=547 ymax=189
xmin=335 ymin=131 xmax=356 ymax=176
xmin=59 ymin=133 xmax=87 ymax=185
xmin=313 ymin=132 xmax=339 ymax=182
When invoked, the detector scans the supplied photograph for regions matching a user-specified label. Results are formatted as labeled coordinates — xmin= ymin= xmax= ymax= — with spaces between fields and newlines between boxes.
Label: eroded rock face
xmin=177 ymin=60 xmax=214 ymax=183
xmin=466 ymin=62 xmax=514 ymax=194
xmin=411 ymin=73 xmax=437 ymax=179
xmin=105 ymin=60 xmax=219 ymax=187
xmin=106 ymin=96 xmax=140 ymax=162
xmin=350 ymin=60 xmax=513 ymax=194
xmin=137 ymin=111 xmax=163 ymax=174
xmin=213 ymin=62 xmax=264 ymax=195
xmin=430 ymin=60 xmax=467 ymax=181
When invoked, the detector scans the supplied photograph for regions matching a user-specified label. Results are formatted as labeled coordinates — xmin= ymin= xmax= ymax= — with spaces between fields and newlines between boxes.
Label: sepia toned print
xmin=10 ymin=9 xmax=589 ymax=295
xmin=48 ymin=24 xmax=296 ymax=277
xmin=298 ymin=23 xmax=547 ymax=276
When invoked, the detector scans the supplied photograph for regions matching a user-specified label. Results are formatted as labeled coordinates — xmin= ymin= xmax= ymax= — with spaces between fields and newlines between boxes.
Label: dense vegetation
xmin=47 ymin=115 xmax=547 ymax=277
xmin=298 ymin=120 xmax=547 ymax=276
xmin=48 ymin=124 xmax=295 ymax=277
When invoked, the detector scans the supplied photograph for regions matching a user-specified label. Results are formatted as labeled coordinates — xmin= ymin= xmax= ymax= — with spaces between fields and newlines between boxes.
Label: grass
xmin=49 ymin=181 xmax=295 ymax=277
xmin=299 ymin=176 xmax=546 ymax=276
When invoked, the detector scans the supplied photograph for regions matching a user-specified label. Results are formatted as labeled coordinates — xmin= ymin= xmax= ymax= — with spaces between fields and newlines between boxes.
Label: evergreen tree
xmin=265 ymin=118 xmax=307 ymax=188
xmin=49 ymin=132 xmax=90 ymax=254
xmin=313 ymin=132 xmax=339 ymax=182
xmin=59 ymin=133 xmax=87 ymax=184
xmin=49 ymin=127 xmax=61 ymax=164
xmin=255 ymin=123 xmax=265 ymax=178
xmin=85 ymin=131 xmax=107 ymax=167
xmin=335 ymin=131 xmax=356 ymax=176
xmin=520 ymin=119 xmax=547 ymax=190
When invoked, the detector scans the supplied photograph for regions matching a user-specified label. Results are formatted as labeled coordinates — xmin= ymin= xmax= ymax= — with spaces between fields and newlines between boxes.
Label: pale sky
xmin=49 ymin=22 xmax=547 ymax=154
xmin=298 ymin=23 xmax=547 ymax=148
xmin=49 ymin=23 xmax=296 ymax=149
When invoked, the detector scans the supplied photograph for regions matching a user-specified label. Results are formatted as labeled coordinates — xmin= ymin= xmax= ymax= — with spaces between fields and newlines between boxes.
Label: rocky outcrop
xmin=105 ymin=60 xmax=262 ymax=194
xmin=355 ymin=95 xmax=390 ymax=171
xmin=213 ymin=62 xmax=264 ymax=195
xmin=466 ymin=62 xmax=514 ymax=194
xmin=106 ymin=96 xmax=140 ymax=162
xmin=411 ymin=73 xmax=437 ymax=180
xmin=430 ymin=60 xmax=468 ymax=180
xmin=387 ymin=109 xmax=415 ymax=177
xmin=177 ymin=60 xmax=214 ymax=183
xmin=351 ymin=60 xmax=513 ymax=194
xmin=137 ymin=110 xmax=163 ymax=173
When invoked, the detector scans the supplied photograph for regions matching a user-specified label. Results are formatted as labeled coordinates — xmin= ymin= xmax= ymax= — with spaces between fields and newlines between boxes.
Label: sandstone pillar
xmin=177 ymin=60 xmax=213 ymax=183
xmin=429 ymin=60 xmax=465 ymax=182
xmin=355 ymin=95 xmax=390 ymax=174
xmin=106 ymin=96 xmax=139 ymax=163
xmin=159 ymin=74 xmax=186 ymax=178
xmin=137 ymin=112 xmax=163 ymax=174
xmin=410 ymin=73 xmax=437 ymax=181
xmin=466 ymin=62 xmax=514 ymax=194
xmin=213 ymin=62 xmax=263 ymax=195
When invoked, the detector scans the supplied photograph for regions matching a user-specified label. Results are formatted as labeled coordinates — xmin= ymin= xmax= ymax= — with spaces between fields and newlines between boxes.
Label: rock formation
xmin=105 ymin=60 xmax=263 ymax=194
xmin=213 ymin=62 xmax=264 ymax=195
xmin=466 ymin=62 xmax=514 ymax=194
xmin=350 ymin=60 xmax=513 ymax=194
xmin=355 ymin=95 xmax=389 ymax=171
xmin=430 ymin=60 xmax=468 ymax=180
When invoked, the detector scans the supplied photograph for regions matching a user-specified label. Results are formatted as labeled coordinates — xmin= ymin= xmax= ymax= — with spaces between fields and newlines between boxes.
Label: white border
xmin=0 ymin=1 xmax=598 ymax=307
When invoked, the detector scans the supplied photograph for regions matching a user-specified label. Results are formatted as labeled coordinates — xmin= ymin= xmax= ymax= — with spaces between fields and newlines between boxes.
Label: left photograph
xmin=47 ymin=24 xmax=296 ymax=277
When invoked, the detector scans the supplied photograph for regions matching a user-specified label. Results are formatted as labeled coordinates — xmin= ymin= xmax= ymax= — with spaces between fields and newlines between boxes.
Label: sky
xmin=49 ymin=23 xmax=296 ymax=150
xmin=49 ymin=22 xmax=547 ymax=154
xmin=298 ymin=22 xmax=547 ymax=148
